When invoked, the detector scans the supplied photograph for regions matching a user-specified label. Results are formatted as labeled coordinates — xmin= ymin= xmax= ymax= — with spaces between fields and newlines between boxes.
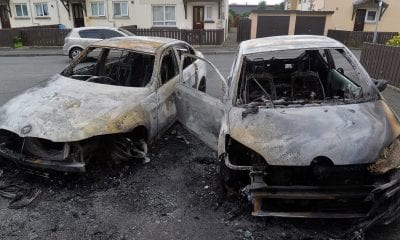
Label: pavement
xmin=0 ymin=46 xmax=64 ymax=57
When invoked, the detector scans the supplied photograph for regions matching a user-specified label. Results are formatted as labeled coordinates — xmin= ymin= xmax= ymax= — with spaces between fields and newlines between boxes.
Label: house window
xmin=152 ymin=5 xmax=176 ymax=26
xmin=365 ymin=10 xmax=377 ymax=22
xmin=205 ymin=6 xmax=212 ymax=21
xmin=91 ymin=1 xmax=105 ymax=17
xmin=113 ymin=1 xmax=128 ymax=17
xmin=15 ymin=4 xmax=28 ymax=17
xmin=34 ymin=3 xmax=49 ymax=17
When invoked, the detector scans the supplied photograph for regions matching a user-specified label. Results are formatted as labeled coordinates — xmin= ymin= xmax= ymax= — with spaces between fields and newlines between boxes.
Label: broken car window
xmin=160 ymin=49 xmax=178 ymax=84
xmin=61 ymin=47 xmax=155 ymax=87
xmin=236 ymin=48 xmax=369 ymax=107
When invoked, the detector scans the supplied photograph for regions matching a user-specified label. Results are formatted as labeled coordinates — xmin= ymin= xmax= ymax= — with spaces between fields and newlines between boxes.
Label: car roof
xmin=90 ymin=36 xmax=182 ymax=54
xmin=240 ymin=35 xmax=345 ymax=55
xmin=73 ymin=26 xmax=118 ymax=31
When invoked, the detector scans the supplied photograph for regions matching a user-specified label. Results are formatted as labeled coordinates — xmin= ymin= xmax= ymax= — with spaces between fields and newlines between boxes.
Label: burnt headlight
xmin=369 ymin=138 xmax=400 ymax=174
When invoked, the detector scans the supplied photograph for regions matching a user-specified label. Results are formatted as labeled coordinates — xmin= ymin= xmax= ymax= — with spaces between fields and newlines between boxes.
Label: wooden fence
xmin=128 ymin=28 xmax=225 ymax=45
xmin=0 ymin=27 xmax=224 ymax=47
xmin=237 ymin=18 xmax=251 ymax=42
xmin=0 ymin=29 xmax=20 ymax=47
xmin=360 ymin=42 xmax=400 ymax=88
xmin=328 ymin=30 xmax=398 ymax=48
xmin=20 ymin=28 xmax=70 ymax=46
xmin=0 ymin=27 xmax=69 ymax=47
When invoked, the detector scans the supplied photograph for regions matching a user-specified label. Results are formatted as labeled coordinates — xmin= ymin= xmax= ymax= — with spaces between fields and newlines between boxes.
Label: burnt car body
xmin=0 ymin=36 xmax=206 ymax=172
xmin=177 ymin=35 xmax=400 ymax=225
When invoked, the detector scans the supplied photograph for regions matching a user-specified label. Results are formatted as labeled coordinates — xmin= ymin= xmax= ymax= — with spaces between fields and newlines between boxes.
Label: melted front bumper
xmin=247 ymin=168 xmax=400 ymax=225
xmin=0 ymin=143 xmax=85 ymax=172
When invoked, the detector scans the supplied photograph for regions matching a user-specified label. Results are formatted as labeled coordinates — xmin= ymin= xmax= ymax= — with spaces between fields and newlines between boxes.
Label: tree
xmin=258 ymin=1 xmax=267 ymax=10
xmin=278 ymin=2 xmax=285 ymax=10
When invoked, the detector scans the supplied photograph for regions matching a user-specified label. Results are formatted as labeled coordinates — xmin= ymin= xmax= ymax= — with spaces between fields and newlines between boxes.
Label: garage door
xmin=295 ymin=16 xmax=326 ymax=35
xmin=256 ymin=16 xmax=290 ymax=38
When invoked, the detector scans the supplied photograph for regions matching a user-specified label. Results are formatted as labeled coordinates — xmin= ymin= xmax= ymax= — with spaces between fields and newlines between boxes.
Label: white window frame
xmin=15 ymin=3 xmax=29 ymax=17
xmin=34 ymin=3 xmax=49 ymax=17
xmin=152 ymin=5 xmax=176 ymax=27
xmin=90 ymin=1 xmax=105 ymax=17
xmin=113 ymin=1 xmax=128 ymax=17
xmin=365 ymin=10 xmax=378 ymax=23
xmin=204 ymin=5 xmax=213 ymax=21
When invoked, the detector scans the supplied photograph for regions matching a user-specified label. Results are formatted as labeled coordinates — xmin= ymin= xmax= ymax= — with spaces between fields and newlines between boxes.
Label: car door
xmin=156 ymin=47 xmax=179 ymax=135
xmin=175 ymin=54 xmax=228 ymax=150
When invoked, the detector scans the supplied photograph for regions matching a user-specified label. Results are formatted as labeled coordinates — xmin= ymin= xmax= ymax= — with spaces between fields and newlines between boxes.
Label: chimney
xmin=290 ymin=0 xmax=298 ymax=10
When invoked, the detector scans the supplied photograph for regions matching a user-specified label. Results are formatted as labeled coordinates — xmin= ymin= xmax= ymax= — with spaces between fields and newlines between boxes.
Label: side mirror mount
xmin=373 ymin=79 xmax=388 ymax=92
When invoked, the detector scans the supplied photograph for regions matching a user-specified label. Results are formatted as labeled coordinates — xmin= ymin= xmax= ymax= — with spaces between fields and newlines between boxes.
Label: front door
xmin=193 ymin=6 xmax=204 ymax=30
xmin=354 ymin=9 xmax=366 ymax=31
xmin=175 ymin=54 xmax=227 ymax=150
xmin=157 ymin=48 xmax=179 ymax=135
xmin=72 ymin=3 xmax=85 ymax=28
xmin=0 ymin=6 xmax=10 ymax=29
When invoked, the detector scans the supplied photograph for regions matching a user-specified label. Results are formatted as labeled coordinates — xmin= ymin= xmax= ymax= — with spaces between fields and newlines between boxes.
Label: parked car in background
xmin=63 ymin=26 xmax=135 ymax=59
xmin=0 ymin=36 xmax=206 ymax=172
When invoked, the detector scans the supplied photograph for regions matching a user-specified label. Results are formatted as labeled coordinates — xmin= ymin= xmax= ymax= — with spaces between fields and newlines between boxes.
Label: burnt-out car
xmin=177 ymin=35 xmax=400 ymax=225
xmin=0 ymin=36 xmax=206 ymax=172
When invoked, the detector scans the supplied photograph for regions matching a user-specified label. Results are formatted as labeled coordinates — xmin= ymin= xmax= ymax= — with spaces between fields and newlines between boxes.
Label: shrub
xmin=13 ymin=36 xmax=23 ymax=49
xmin=386 ymin=34 xmax=400 ymax=47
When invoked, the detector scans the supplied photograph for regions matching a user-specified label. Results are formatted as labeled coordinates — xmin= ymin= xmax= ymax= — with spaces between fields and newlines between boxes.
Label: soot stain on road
xmin=0 ymin=124 xmax=383 ymax=240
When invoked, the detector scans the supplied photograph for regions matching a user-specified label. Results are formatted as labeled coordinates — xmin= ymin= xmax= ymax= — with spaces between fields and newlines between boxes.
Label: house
xmin=284 ymin=0 xmax=326 ymax=11
xmin=283 ymin=0 xmax=400 ymax=33
xmin=0 ymin=0 xmax=228 ymax=34
xmin=324 ymin=0 xmax=400 ymax=32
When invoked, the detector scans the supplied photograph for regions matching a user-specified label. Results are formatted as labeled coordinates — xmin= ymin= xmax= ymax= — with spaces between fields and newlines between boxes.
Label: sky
xmin=229 ymin=0 xmax=283 ymax=5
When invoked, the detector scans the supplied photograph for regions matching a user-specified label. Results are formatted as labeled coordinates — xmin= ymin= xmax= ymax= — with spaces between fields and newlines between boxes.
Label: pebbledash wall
xmin=1 ymin=0 xmax=228 ymax=31
xmin=324 ymin=0 xmax=400 ymax=32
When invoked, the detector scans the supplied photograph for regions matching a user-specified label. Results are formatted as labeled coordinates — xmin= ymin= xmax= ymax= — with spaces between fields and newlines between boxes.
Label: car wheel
xmin=199 ymin=77 xmax=206 ymax=92
xmin=69 ymin=47 xmax=83 ymax=59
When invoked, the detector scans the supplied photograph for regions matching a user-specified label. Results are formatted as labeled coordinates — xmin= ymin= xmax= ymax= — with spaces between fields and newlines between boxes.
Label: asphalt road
xmin=0 ymin=54 xmax=400 ymax=240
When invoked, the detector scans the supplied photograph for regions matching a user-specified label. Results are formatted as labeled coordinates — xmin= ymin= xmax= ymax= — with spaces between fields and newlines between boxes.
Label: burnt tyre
xmin=110 ymin=137 xmax=148 ymax=163
xmin=109 ymin=127 xmax=149 ymax=164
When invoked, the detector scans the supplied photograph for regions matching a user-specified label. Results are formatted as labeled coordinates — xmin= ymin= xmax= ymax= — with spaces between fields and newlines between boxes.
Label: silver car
xmin=63 ymin=26 xmax=135 ymax=59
